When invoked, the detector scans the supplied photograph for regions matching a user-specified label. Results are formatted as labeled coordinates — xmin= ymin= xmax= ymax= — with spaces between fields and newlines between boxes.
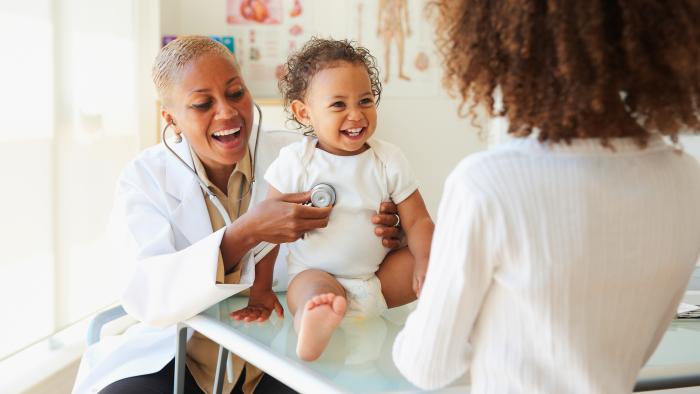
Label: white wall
xmin=681 ymin=136 xmax=700 ymax=162
xmin=159 ymin=0 xmax=488 ymax=215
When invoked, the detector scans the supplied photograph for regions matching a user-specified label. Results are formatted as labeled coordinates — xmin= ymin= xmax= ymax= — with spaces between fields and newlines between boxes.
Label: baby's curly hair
xmin=278 ymin=37 xmax=382 ymax=130
xmin=429 ymin=0 xmax=700 ymax=146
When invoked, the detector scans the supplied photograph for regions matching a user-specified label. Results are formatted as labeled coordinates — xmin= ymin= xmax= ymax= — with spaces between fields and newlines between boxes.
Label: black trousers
xmin=99 ymin=359 xmax=297 ymax=394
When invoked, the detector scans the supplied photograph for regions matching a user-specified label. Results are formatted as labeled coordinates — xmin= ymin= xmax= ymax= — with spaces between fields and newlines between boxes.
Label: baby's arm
xmin=396 ymin=190 xmax=434 ymax=296
xmin=230 ymin=244 xmax=284 ymax=322
xmin=229 ymin=243 xmax=283 ymax=322
xmin=230 ymin=188 xmax=287 ymax=322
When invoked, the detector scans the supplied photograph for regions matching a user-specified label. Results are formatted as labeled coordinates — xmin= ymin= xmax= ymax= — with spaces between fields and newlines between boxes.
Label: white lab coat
xmin=72 ymin=127 xmax=301 ymax=394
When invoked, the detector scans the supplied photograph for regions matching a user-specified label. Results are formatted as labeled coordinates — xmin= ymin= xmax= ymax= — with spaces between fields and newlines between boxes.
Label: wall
xmin=681 ymin=136 xmax=700 ymax=162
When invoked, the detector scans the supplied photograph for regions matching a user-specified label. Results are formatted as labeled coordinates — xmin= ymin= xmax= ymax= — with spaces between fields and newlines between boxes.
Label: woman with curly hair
xmin=393 ymin=1 xmax=700 ymax=392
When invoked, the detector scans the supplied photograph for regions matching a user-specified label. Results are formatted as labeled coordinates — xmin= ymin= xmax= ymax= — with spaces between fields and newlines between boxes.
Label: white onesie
xmin=264 ymin=136 xmax=418 ymax=317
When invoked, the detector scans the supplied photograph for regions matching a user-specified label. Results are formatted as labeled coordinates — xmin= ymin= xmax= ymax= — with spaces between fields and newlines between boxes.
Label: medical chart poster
xmin=222 ymin=0 xmax=440 ymax=99
xmin=347 ymin=0 xmax=441 ymax=98
xmin=225 ymin=0 xmax=311 ymax=99
xmin=227 ymin=0 xmax=284 ymax=24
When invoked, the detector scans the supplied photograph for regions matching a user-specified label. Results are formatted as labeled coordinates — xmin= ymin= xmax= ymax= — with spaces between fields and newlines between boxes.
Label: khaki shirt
xmin=185 ymin=147 xmax=263 ymax=394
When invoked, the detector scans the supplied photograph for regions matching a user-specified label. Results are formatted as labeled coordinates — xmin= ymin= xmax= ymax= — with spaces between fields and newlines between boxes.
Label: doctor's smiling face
xmin=161 ymin=52 xmax=253 ymax=177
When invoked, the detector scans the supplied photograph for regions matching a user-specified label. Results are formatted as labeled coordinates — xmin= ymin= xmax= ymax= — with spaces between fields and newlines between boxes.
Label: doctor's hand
xmin=244 ymin=191 xmax=332 ymax=244
xmin=230 ymin=287 xmax=284 ymax=322
xmin=372 ymin=201 xmax=405 ymax=249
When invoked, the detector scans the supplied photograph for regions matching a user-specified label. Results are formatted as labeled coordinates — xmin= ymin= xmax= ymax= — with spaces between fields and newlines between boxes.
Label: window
xmin=0 ymin=0 xmax=158 ymax=364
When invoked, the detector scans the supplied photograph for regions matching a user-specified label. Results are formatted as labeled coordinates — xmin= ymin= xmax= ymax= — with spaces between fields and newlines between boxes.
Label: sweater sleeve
xmin=392 ymin=169 xmax=501 ymax=389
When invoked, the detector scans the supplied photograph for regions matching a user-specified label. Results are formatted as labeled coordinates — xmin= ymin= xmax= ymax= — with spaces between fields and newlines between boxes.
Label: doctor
xmin=73 ymin=36 xmax=415 ymax=394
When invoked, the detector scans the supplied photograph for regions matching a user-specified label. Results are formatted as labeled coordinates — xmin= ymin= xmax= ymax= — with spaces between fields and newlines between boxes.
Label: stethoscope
xmin=162 ymin=103 xmax=265 ymax=383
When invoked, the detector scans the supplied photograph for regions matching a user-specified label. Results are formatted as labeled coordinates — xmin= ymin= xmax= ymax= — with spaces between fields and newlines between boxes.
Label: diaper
xmin=288 ymin=266 xmax=388 ymax=319
xmin=336 ymin=276 xmax=388 ymax=319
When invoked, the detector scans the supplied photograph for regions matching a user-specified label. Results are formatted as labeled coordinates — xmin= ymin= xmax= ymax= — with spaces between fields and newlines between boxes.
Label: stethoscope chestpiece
xmin=309 ymin=183 xmax=336 ymax=207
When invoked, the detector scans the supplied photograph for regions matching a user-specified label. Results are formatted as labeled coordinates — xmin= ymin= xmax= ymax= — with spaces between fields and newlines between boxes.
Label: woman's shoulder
xmin=123 ymin=143 xmax=169 ymax=173
xmin=445 ymin=146 xmax=530 ymax=199
xmin=452 ymin=145 xmax=525 ymax=177
xmin=117 ymin=143 xmax=174 ymax=192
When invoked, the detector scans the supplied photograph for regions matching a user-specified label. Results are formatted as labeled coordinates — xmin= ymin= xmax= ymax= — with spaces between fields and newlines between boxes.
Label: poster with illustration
xmin=226 ymin=0 xmax=284 ymax=25
xmin=225 ymin=0 xmax=311 ymax=99
xmin=223 ymin=0 xmax=439 ymax=99
xmin=348 ymin=0 xmax=441 ymax=98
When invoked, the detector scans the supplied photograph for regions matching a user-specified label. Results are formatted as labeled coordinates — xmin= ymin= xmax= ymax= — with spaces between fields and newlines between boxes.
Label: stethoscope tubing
xmin=161 ymin=102 xmax=263 ymax=383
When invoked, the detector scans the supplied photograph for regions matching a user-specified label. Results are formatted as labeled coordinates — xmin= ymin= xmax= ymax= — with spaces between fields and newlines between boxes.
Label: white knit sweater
xmin=393 ymin=135 xmax=700 ymax=393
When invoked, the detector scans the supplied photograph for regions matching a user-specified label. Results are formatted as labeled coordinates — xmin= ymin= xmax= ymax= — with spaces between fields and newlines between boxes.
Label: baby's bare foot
xmin=296 ymin=293 xmax=346 ymax=361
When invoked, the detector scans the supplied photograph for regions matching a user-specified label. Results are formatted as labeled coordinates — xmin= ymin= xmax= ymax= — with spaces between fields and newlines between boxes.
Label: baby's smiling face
xmin=291 ymin=61 xmax=378 ymax=156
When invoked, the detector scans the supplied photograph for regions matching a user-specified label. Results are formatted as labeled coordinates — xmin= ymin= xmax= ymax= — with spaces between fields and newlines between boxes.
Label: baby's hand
xmin=230 ymin=288 xmax=283 ymax=322
xmin=413 ymin=261 xmax=428 ymax=297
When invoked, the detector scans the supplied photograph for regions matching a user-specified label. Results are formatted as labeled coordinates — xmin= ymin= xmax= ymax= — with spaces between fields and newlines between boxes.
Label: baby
xmin=233 ymin=38 xmax=434 ymax=361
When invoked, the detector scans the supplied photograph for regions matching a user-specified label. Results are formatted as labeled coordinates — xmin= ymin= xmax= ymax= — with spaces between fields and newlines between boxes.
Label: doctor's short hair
xmin=429 ymin=0 xmax=700 ymax=146
xmin=152 ymin=36 xmax=241 ymax=103
xmin=278 ymin=37 xmax=382 ymax=131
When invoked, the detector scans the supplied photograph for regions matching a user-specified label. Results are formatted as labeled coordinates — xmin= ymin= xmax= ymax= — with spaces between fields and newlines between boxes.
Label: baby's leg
xmin=376 ymin=247 xmax=417 ymax=308
xmin=287 ymin=269 xmax=347 ymax=361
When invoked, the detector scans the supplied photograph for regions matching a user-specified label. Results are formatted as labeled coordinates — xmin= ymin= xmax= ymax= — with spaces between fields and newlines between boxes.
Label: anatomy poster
xmin=223 ymin=0 xmax=439 ymax=99
xmin=227 ymin=0 xmax=284 ymax=25
xmin=348 ymin=0 xmax=441 ymax=98
xmin=226 ymin=0 xmax=311 ymax=98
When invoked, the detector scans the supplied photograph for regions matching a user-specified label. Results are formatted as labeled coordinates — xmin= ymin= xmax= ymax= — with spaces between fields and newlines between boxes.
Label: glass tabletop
xmin=645 ymin=320 xmax=700 ymax=368
xmin=217 ymin=295 xmax=467 ymax=393
xmin=216 ymin=293 xmax=700 ymax=393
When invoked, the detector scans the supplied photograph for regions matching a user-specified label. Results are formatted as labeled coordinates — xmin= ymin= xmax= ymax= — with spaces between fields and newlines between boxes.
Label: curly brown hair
xmin=278 ymin=37 xmax=382 ymax=131
xmin=429 ymin=0 xmax=700 ymax=146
